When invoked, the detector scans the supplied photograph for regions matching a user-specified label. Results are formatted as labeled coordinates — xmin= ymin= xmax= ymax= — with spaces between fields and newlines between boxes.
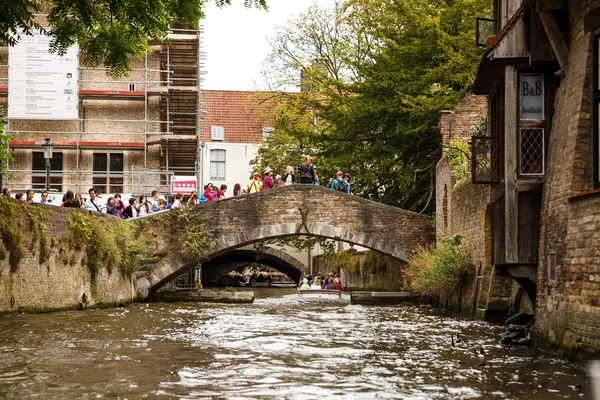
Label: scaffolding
xmin=0 ymin=23 xmax=205 ymax=195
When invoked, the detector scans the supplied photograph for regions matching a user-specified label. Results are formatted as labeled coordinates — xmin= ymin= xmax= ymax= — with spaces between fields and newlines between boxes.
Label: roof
xmin=484 ymin=4 xmax=528 ymax=55
xmin=200 ymin=90 xmax=279 ymax=144
xmin=473 ymin=3 xmax=532 ymax=94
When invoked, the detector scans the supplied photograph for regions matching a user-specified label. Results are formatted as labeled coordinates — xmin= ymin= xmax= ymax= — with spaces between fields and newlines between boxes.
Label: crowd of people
xmin=298 ymin=272 xmax=344 ymax=291
xmin=246 ymin=155 xmax=353 ymax=195
xmin=1 ymin=156 xmax=354 ymax=218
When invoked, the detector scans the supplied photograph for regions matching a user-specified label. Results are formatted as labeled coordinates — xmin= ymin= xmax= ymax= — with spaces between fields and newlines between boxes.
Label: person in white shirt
xmin=147 ymin=190 xmax=159 ymax=213
xmin=84 ymin=188 xmax=106 ymax=213
xmin=171 ymin=193 xmax=183 ymax=209
xmin=282 ymin=166 xmax=295 ymax=186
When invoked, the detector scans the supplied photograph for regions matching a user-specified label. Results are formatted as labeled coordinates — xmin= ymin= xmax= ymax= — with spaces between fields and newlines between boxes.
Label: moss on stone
xmin=65 ymin=211 xmax=145 ymax=278
xmin=0 ymin=197 xmax=54 ymax=272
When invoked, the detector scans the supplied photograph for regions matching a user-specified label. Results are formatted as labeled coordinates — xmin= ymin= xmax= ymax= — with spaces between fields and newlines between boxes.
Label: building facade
xmin=438 ymin=0 xmax=600 ymax=354
xmin=0 ymin=20 xmax=272 ymax=198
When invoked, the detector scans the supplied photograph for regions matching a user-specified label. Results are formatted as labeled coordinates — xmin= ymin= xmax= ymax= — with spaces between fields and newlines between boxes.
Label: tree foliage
xmin=0 ymin=107 xmax=14 ymax=178
xmin=257 ymin=0 xmax=491 ymax=213
xmin=1 ymin=0 xmax=268 ymax=76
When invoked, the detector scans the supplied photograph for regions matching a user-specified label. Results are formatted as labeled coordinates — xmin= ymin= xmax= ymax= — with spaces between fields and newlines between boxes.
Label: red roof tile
xmin=200 ymin=90 xmax=279 ymax=144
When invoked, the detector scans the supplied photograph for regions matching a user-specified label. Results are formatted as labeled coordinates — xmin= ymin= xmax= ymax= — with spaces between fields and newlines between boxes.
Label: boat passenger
xmin=325 ymin=278 xmax=336 ymax=290
xmin=333 ymin=277 xmax=343 ymax=291
xmin=299 ymin=278 xmax=310 ymax=290
xmin=310 ymin=278 xmax=322 ymax=290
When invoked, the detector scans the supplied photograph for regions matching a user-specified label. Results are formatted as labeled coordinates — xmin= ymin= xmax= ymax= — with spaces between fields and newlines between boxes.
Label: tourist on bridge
xmin=171 ymin=193 xmax=184 ymax=209
xmin=62 ymin=191 xmax=80 ymax=208
xmin=343 ymin=173 xmax=353 ymax=195
xmin=106 ymin=197 xmax=118 ymax=215
xmin=331 ymin=171 xmax=349 ymax=194
xmin=233 ymin=183 xmax=243 ymax=196
xmin=282 ymin=166 xmax=295 ymax=186
xmin=75 ymin=193 xmax=85 ymax=209
xmin=25 ymin=189 xmax=35 ymax=204
xmin=113 ymin=194 xmax=126 ymax=218
xmin=39 ymin=191 xmax=51 ymax=204
xmin=152 ymin=194 xmax=166 ymax=212
xmin=219 ymin=184 xmax=227 ymax=199
xmin=85 ymin=188 xmax=106 ymax=213
xmin=313 ymin=166 xmax=320 ymax=186
xmin=138 ymin=195 xmax=149 ymax=216
xmin=187 ymin=191 xmax=198 ymax=205
xmin=299 ymin=156 xmax=317 ymax=184
xmin=2 ymin=188 xmax=10 ymax=197
xmin=263 ymin=167 xmax=274 ymax=190
xmin=122 ymin=197 xmax=137 ymax=219
xmin=147 ymin=190 xmax=159 ymax=213
xmin=247 ymin=172 xmax=263 ymax=193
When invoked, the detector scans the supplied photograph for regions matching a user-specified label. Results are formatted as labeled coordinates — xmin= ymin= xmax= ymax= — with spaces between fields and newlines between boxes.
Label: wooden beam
xmin=504 ymin=66 xmax=519 ymax=264
xmin=538 ymin=10 xmax=569 ymax=72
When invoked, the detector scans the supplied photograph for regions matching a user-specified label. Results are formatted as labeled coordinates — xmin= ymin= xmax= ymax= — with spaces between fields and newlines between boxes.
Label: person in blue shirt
xmin=330 ymin=171 xmax=349 ymax=194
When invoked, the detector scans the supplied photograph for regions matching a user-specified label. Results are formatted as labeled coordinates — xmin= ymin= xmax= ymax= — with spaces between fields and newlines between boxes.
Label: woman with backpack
xmin=299 ymin=155 xmax=316 ymax=184
xmin=331 ymin=171 xmax=349 ymax=193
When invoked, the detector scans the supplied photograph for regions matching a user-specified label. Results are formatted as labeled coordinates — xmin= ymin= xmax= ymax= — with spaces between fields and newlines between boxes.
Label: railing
xmin=471 ymin=136 xmax=501 ymax=184
xmin=476 ymin=18 xmax=497 ymax=47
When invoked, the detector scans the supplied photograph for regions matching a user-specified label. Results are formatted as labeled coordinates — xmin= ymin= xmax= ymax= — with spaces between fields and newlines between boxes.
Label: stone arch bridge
xmin=135 ymin=185 xmax=433 ymax=298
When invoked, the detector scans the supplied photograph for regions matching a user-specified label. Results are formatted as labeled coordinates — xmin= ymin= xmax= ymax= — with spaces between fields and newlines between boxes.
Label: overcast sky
xmin=202 ymin=0 xmax=337 ymax=92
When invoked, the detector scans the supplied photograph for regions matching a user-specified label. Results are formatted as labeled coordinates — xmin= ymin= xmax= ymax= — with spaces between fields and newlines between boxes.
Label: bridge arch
xmin=136 ymin=185 xmax=432 ymax=298
xmin=191 ymin=248 xmax=308 ymax=287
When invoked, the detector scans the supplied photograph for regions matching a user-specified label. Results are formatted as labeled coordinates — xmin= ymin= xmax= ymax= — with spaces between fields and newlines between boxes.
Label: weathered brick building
xmin=438 ymin=0 xmax=600 ymax=354
xmin=0 ymin=19 xmax=274 ymax=197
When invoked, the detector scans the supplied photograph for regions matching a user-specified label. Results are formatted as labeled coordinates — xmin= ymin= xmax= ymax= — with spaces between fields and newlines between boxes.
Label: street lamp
xmin=41 ymin=138 xmax=53 ymax=191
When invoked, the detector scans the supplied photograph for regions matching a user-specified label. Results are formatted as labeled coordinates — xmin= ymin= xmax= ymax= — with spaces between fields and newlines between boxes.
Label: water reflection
xmin=0 ymin=289 xmax=588 ymax=399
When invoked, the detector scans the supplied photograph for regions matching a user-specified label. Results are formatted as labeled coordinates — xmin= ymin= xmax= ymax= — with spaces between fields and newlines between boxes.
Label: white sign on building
xmin=520 ymin=74 xmax=544 ymax=120
xmin=8 ymin=30 xmax=78 ymax=120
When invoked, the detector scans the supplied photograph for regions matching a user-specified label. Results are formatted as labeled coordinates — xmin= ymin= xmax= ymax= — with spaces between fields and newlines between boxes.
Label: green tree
xmin=0 ymin=107 xmax=14 ymax=187
xmin=1 ymin=0 xmax=268 ymax=77
xmin=259 ymin=0 xmax=491 ymax=213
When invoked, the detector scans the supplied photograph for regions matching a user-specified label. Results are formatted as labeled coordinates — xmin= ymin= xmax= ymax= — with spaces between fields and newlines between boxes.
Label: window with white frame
xmin=594 ymin=30 xmax=600 ymax=187
xmin=211 ymin=126 xmax=224 ymax=141
xmin=210 ymin=149 xmax=226 ymax=180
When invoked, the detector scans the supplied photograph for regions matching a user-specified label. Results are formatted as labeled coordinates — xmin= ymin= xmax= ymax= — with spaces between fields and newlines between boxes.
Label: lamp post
xmin=199 ymin=141 xmax=205 ymax=191
xmin=41 ymin=138 xmax=53 ymax=192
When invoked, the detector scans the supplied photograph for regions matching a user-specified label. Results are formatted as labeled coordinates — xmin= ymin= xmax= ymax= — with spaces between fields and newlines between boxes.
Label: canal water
xmin=0 ymin=288 xmax=590 ymax=399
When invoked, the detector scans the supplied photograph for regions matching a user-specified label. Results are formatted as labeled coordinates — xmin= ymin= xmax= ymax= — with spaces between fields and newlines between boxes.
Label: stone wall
xmin=535 ymin=0 xmax=600 ymax=354
xmin=137 ymin=185 xmax=434 ymax=297
xmin=0 ymin=198 xmax=136 ymax=313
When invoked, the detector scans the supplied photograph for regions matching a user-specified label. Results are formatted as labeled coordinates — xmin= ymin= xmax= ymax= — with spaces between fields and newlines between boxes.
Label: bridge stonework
xmin=136 ymin=185 xmax=433 ymax=297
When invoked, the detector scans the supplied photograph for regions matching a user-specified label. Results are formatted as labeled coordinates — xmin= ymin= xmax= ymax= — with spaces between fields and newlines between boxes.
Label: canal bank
xmin=0 ymin=288 xmax=590 ymax=399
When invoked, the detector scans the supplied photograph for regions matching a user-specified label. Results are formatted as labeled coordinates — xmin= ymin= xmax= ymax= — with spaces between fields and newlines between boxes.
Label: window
xmin=93 ymin=153 xmax=124 ymax=193
xmin=210 ymin=149 xmax=226 ymax=180
xmin=518 ymin=73 xmax=545 ymax=177
xmin=594 ymin=30 xmax=600 ymax=187
xmin=31 ymin=152 xmax=63 ymax=191
xmin=211 ymin=126 xmax=224 ymax=141
xmin=472 ymin=86 xmax=502 ymax=184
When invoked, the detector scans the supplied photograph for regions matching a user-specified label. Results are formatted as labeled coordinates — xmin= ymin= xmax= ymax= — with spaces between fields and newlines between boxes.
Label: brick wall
xmin=0 ymin=200 xmax=136 ymax=313
xmin=535 ymin=0 xmax=600 ymax=354
xmin=436 ymin=94 xmax=531 ymax=319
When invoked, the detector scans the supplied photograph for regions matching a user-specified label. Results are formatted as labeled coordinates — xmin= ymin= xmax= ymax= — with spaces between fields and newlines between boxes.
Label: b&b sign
xmin=520 ymin=74 xmax=544 ymax=120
